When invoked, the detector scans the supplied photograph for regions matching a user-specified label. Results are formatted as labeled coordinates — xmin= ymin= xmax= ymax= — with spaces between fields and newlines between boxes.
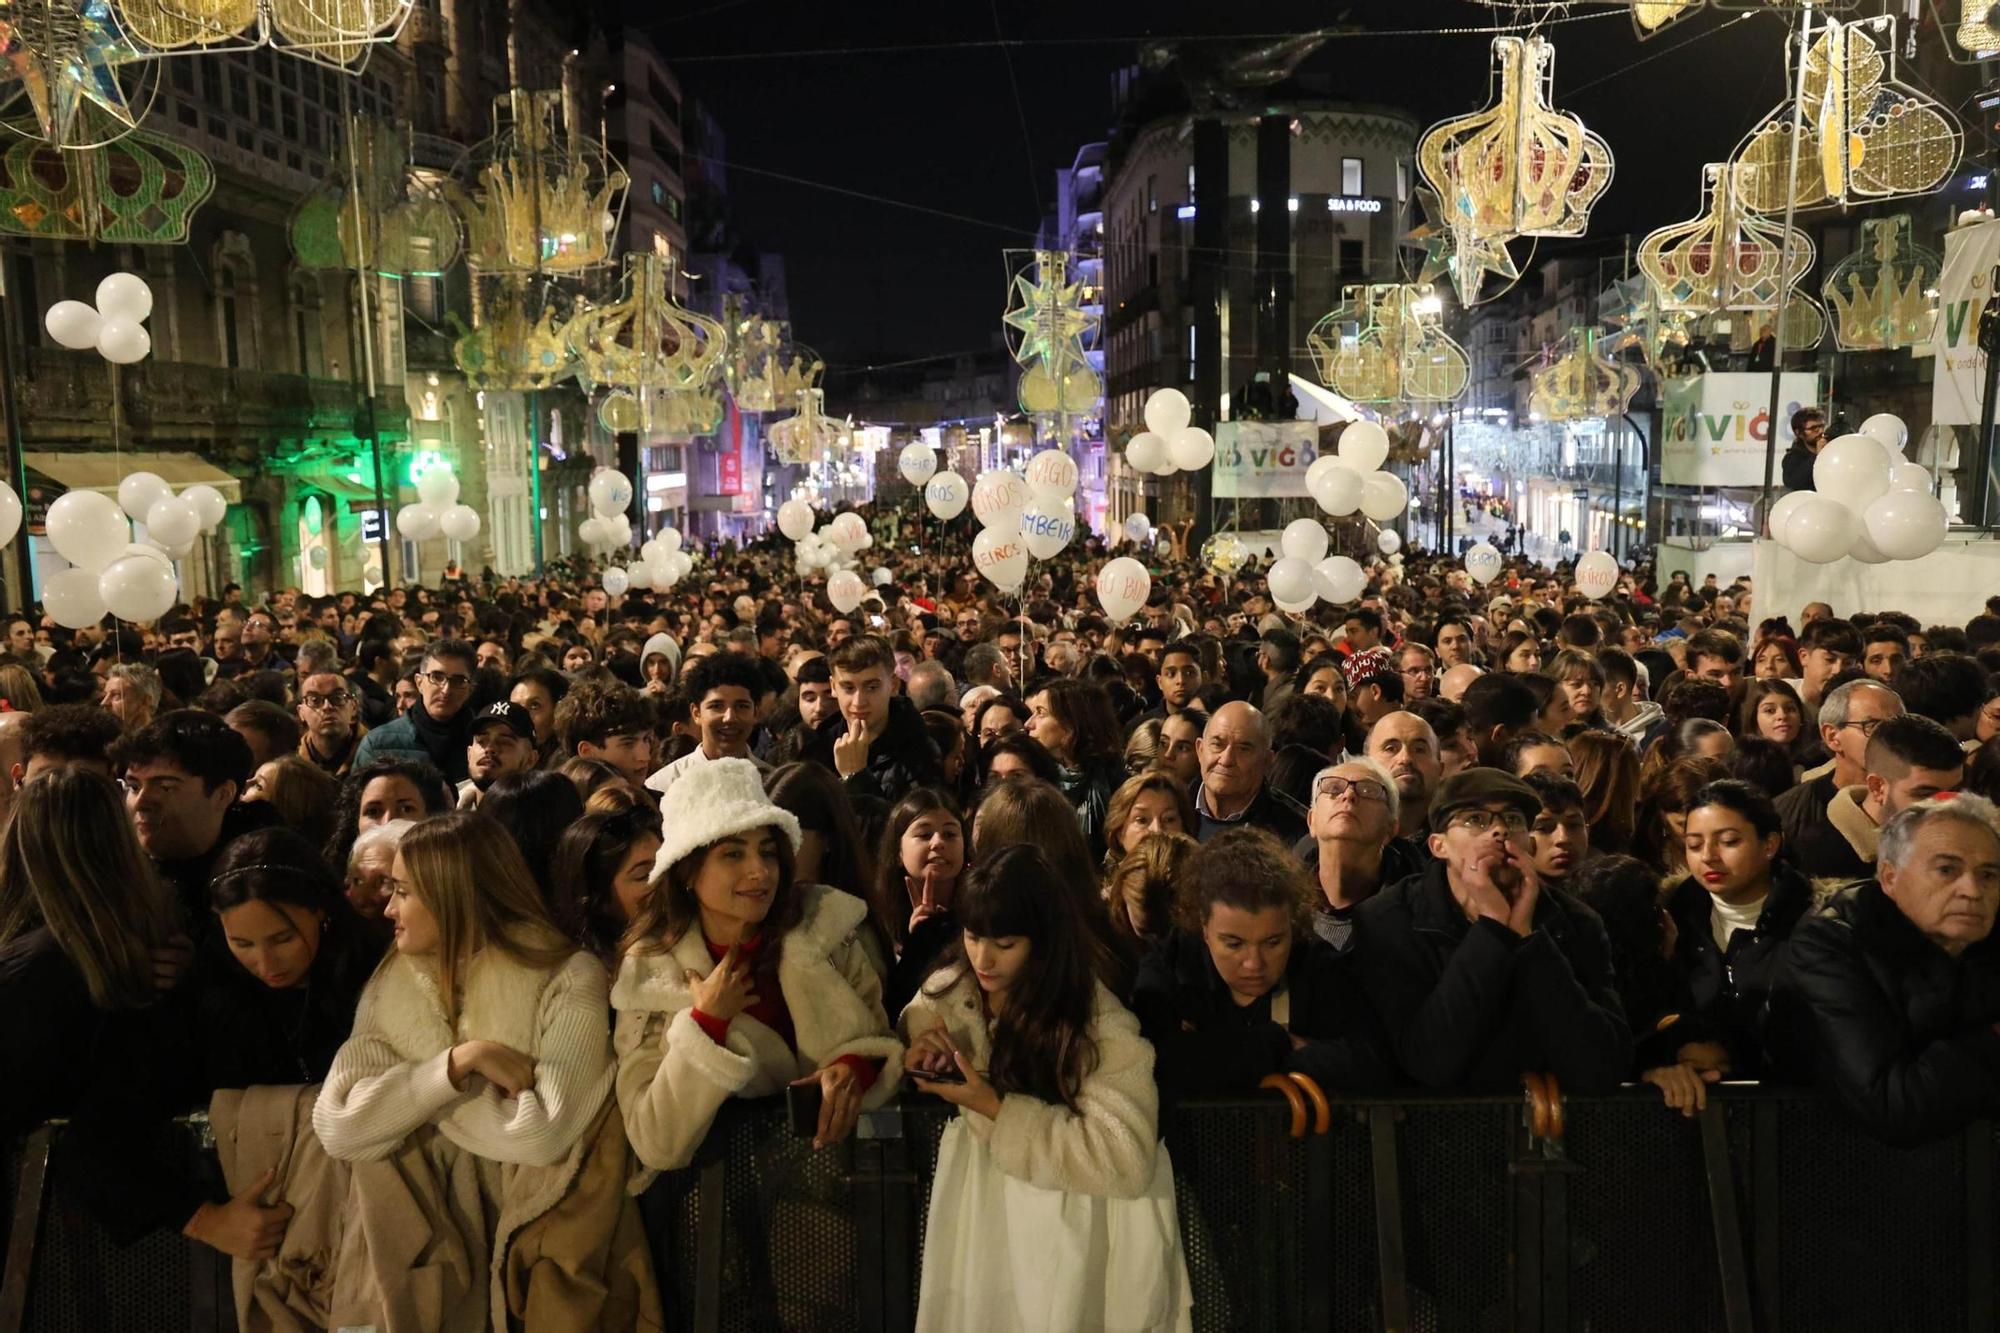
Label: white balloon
xmin=95 ymin=272 xmax=153 ymax=323
xmin=1859 ymin=412 xmax=1908 ymax=453
xmin=1147 ymin=449 xmax=1179 ymax=477
xmin=1314 ymin=555 xmax=1367 ymax=604
xmin=972 ymin=527 xmax=1028 ymax=591
xmin=95 ymin=318 xmax=150 ymax=364
xmin=0 ymin=481 xmax=22 ymax=547
xmin=663 ymin=550 xmax=692 ymax=581
xmin=182 ymin=484 xmax=227 ymax=531
xmin=1813 ymin=433 xmax=1893 ymax=509
xmin=1124 ymin=512 xmax=1152 ymax=544
xmin=43 ymin=300 xmax=101 ymax=351
xmin=577 ymin=515 xmax=606 ymax=548
xmin=971 ymin=470 xmax=1030 ymax=531
xmin=1273 ymin=588 xmax=1318 ymax=615
xmin=872 ymin=566 xmax=893 ymax=587
xmin=626 ymin=561 xmax=654 ymax=591
xmin=1783 ymin=495 xmax=1859 ymax=564
xmin=1096 ymin=556 xmax=1151 ymax=622
xmin=43 ymin=566 xmax=106 ymax=628
xmin=1126 ymin=431 xmax=1168 ymax=475
xmin=1861 ymin=487 xmax=1949 ymax=560
xmin=1766 ymin=488 xmax=1814 ymax=539
xmin=98 ymin=554 xmax=177 ymax=622
xmin=419 ymin=466 xmax=460 ymax=509
xmin=1574 ymin=550 xmax=1621 ymax=599
xmin=1143 ymin=388 xmax=1192 ymax=438
xmin=143 ymin=495 xmax=199 ymax=549
xmin=118 ymin=471 xmax=171 ymax=522
xmin=1020 ymin=499 xmax=1077 ymax=560
xmin=1359 ymin=471 xmax=1409 ymax=522
xmin=1310 ymin=462 xmax=1366 ymax=517
xmin=440 ymin=504 xmax=481 ymax=541
xmin=1168 ymin=427 xmax=1215 ymax=471
xmin=1337 ymin=421 xmax=1390 ymax=474
xmin=1889 ymin=460 xmax=1932 ymax=492
xmin=397 ymin=504 xmax=441 ymax=541
xmin=603 ymin=514 xmax=633 ymax=549
xmin=926 ymin=472 xmax=970 ymax=520
xmin=1268 ymin=556 xmax=1317 ymax=606
xmin=1378 ymin=529 xmax=1402 ymax=555
xmin=1281 ymin=518 xmax=1330 ymax=564
xmin=655 ymin=525 xmax=683 ymax=555
xmin=601 ymin=566 xmax=630 ymax=597
xmin=1848 ymin=526 xmax=1893 ymax=565
xmin=777 ymin=498 xmax=816 ymax=541
xmin=898 ymin=441 xmax=939 ymax=487
xmin=827 ymin=570 xmax=866 ymax=613
xmin=121 ymin=541 xmax=171 ymax=567
xmin=828 ymin=517 xmax=868 ymax=554
xmin=46 ymin=490 xmax=129 ymax=572
xmin=1464 ymin=542 xmax=1503 ymax=585
xmin=588 ymin=468 xmax=633 ymax=516
xmin=1025 ymin=448 xmax=1079 ymax=500
xmin=307 ymin=545 xmax=328 ymax=570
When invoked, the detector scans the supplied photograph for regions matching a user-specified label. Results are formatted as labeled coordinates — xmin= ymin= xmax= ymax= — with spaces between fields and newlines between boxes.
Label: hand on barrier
xmin=184 ymin=1166 xmax=293 ymax=1261
xmin=1643 ymin=1061 xmax=1724 ymax=1118
xmin=1258 ymin=1074 xmax=1308 ymax=1139
xmin=793 ymin=1061 xmax=865 ymax=1150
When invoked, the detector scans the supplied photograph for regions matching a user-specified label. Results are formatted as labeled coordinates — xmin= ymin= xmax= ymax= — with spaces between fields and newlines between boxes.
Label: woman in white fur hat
xmin=611 ymin=757 xmax=903 ymax=1170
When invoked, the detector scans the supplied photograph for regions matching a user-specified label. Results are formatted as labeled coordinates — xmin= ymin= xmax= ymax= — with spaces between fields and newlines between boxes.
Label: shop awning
xmin=25 ymin=452 xmax=242 ymax=503
xmin=303 ymin=470 xmax=393 ymax=509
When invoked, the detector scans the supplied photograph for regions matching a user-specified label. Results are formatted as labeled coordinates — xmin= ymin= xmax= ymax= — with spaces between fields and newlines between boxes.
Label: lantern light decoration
xmin=110 ymin=0 xmax=413 ymax=69
xmin=451 ymin=273 xmax=574 ymax=391
xmin=1731 ymin=16 xmax=1961 ymax=214
xmin=1638 ymin=162 xmax=1817 ymax=317
xmin=724 ymin=308 xmax=822 ymax=415
xmin=1821 ymin=213 xmax=1940 ymax=352
xmin=563 ymin=251 xmax=727 ymax=433
xmin=768 ymin=388 xmax=850 ymax=467
xmin=1528 ymin=328 xmax=1644 ymax=423
xmin=1000 ymin=248 xmax=1101 ymax=416
xmin=288 ymin=117 xmax=462 ymax=277
xmin=457 ymin=90 xmax=628 ymax=275
xmin=1307 ymin=283 xmax=1469 ymax=405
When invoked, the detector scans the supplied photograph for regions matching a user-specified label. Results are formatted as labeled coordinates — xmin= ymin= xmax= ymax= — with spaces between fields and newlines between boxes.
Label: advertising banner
xmin=1930 ymin=218 xmax=2000 ymax=426
xmin=717 ymin=402 xmax=743 ymax=495
xmin=1209 ymin=421 xmax=1321 ymax=498
xmin=1659 ymin=371 xmax=1819 ymax=487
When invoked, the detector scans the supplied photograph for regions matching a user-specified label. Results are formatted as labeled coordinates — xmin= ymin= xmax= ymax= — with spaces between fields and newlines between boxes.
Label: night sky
xmin=642 ymin=2 xmax=1820 ymax=370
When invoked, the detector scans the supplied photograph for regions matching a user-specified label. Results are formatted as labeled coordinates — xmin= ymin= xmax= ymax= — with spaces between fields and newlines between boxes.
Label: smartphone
xmin=912 ymin=1063 xmax=967 ymax=1085
xmin=785 ymin=1080 xmax=823 ymax=1137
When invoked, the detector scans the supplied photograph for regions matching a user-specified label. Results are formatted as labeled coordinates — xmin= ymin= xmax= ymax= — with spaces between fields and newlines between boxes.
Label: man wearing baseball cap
xmin=1352 ymin=768 xmax=1631 ymax=1093
xmin=458 ymin=700 xmax=539 ymax=808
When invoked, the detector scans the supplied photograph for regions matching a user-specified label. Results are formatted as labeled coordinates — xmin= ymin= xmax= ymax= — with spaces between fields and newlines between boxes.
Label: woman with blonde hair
xmin=612 ymin=758 xmax=903 ymax=1171
xmin=1104 ymin=830 xmax=1196 ymax=945
xmin=0 ymin=661 xmax=42 ymax=712
xmin=1569 ymin=730 xmax=1642 ymax=857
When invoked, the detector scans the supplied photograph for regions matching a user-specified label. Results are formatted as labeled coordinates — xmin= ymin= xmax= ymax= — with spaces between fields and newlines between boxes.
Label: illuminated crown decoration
xmin=1529 ymin=328 xmax=1644 ymax=422
xmin=1306 ymin=283 xmax=1469 ymax=405
xmin=0 ymin=119 xmax=210 ymax=240
xmin=727 ymin=315 xmax=821 ymax=414
xmin=563 ymin=252 xmax=725 ymax=396
xmin=111 ymin=0 xmax=409 ymax=67
xmin=1732 ymin=16 xmax=1961 ymax=213
xmin=288 ymin=117 xmax=460 ymax=275
xmin=457 ymin=90 xmax=628 ymax=275
xmin=1414 ymin=35 xmax=1612 ymax=304
xmin=452 ymin=275 xmax=572 ymax=391
xmin=1637 ymin=162 xmax=1815 ymax=315
xmin=767 ymin=387 xmax=847 ymax=466
xmin=1462 ymin=1 xmax=1855 ymax=42
xmin=1821 ymin=213 xmax=1939 ymax=351
xmin=1001 ymin=248 xmax=1101 ymax=416
xmin=1958 ymin=0 xmax=2000 ymax=56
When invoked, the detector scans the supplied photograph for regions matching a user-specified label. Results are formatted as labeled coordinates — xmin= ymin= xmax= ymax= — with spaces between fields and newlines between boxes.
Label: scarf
xmin=406 ymin=702 xmax=473 ymax=782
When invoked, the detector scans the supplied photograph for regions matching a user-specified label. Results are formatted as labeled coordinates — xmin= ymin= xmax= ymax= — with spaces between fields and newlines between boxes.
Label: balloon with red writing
xmin=1096 ymin=557 xmax=1151 ymax=622
xmin=973 ymin=529 xmax=1027 ymax=591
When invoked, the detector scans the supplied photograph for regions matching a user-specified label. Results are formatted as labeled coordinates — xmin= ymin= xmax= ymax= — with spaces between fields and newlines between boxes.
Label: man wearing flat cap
xmin=1352 ymin=768 xmax=1631 ymax=1093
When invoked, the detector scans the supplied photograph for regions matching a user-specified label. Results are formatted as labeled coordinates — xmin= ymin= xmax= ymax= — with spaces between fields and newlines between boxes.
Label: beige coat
xmin=611 ymin=883 xmax=905 ymax=1176
xmin=900 ymin=967 xmax=1161 ymax=1200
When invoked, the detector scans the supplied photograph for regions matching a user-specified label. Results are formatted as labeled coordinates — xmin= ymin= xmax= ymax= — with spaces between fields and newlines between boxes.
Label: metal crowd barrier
xmin=4 ymin=1086 xmax=1995 ymax=1332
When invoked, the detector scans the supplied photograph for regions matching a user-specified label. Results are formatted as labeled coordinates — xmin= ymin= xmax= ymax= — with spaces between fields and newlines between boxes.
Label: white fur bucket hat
xmin=651 ymin=757 xmax=801 ymax=882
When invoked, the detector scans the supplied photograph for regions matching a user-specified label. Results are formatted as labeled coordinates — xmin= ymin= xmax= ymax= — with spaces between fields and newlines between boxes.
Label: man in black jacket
xmin=804 ymin=635 xmax=943 ymax=810
xmin=1353 ymin=768 xmax=1631 ymax=1093
xmin=1191 ymin=701 xmax=1306 ymax=846
xmin=1781 ymin=793 xmax=2000 ymax=1145
xmin=1791 ymin=714 xmax=1964 ymax=882
xmin=1779 ymin=405 xmax=1827 ymax=493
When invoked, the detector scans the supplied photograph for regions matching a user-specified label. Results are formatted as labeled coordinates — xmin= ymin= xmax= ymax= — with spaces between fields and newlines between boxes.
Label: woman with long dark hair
xmin=480 ymin=769 xmax=588 ymax=910
xmin=1026 ymin=678 xmax=1126 ymax=851
xmin=551 ymin=804 xmax=664 ymax=969
xmin=872 ymin=787 xmax=969 ymax=1018
xmin=902 ymin=845 xmax=1192 ymax=1332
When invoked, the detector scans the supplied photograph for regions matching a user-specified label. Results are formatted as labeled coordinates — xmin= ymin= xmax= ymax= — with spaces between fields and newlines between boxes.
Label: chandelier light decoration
xmin=726 ymin=313 xmax=821 ymax=414
xmin=1529 ymin=328 xmax=1644 ymax=422
xmin=1821 ymin=213 xmax=1939 ymax=352
xmin=111 ymin=0 xmax=410 ymax=67
xmin=563 ymin=251 xmax=727 ymax=437
xmin=767 ymin=387 xmax=849 ymax=466
xmin=1414 ymin=35 xmax=1613 ymax=304
xmin=1638 ymin=162 xmax=1816 ymax=317
xmin=1306 ymin=283 xmax=1470 ymax=405
xmin=1732 ymin=15 xmax=1961 ymax=214
xmin=1000 ymin=248 xmax=1101 ymax=416
xmin=0 ymin=120 xmax=210 ymax=240
xmin=456 ymin=89 xmax=628 ymax=275
xmin=451 ymin=274 xmax=573 ymax=391
xmin=289 ymin=117 xmax=460 ymax=275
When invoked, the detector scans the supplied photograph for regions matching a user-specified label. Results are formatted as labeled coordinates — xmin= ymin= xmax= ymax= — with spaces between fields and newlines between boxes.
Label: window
xmin=1397 ymin=160 xmax=1410 ymax=203
xmin=1187 ymin=325 xmax=1197 ymax=380
xmin=1147 ymin=174 xmax=1157 ymax=212
xmin=1342 ymin=158 xmax=1364 ymax=196
xmin=1147 ymin=253 xmax=1158 ymax=287
xmin=1338 ymin=240 xmax=1365 ymax=280
xmin=1187 ymin=164 xmax=1195 ymax=203
xmin=219 ymin=271 xmax=241 ymax=369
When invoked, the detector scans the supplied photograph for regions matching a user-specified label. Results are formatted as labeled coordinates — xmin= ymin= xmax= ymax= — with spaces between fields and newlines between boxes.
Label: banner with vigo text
xmin=1930 ymin=218 xmax=2000 ymax=427
xmin=1659 ymin=371 xmax=1819 ymax=487
xmin=1209 ymin=421 xmax=1321 ymax=498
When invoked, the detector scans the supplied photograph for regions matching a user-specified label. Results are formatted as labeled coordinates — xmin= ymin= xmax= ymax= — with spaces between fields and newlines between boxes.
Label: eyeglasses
xmin=1451 ymin=808 xmax=1530 ymax=835
xmin=1840 ymin=717 xmax=1888 ymax=737
xmin=1314 ymin=775 xmax=1390 ymax=804
xmin=301 ymin=692 xmax=353 ymax=711
xmin=420 ymin=671 xmax=473 ymax=690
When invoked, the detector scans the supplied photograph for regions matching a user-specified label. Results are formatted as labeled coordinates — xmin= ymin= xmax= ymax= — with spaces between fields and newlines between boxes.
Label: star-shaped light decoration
xmin=1407 ymin=186 xmax=1520 ymax=306
xmin=1002 ymin=249 xmax=1101 ymax=415
xmin=0 ymin=0 xmax=156 ymax=147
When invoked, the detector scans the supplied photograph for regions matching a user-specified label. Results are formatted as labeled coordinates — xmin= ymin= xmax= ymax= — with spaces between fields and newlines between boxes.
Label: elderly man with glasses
xmin=351 ymin=639 xmax=479 ymax=782
xmin=1353 ymin=768 xmax=1631 ymax=1093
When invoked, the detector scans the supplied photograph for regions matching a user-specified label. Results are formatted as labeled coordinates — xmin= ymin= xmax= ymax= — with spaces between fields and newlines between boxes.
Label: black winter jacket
xmin=1352 ymin=861 xmax=1632 ymax=1093
xmin=1782 ymin=879 xmax=2000 ymax=1146
xmin=1131 ymin=928 xmax=1392 ymax=1100
xmin=1662 ymin=863 xmax=1813 ymax=1078
xmin=803 ymin=695 xmax=944 ymax=810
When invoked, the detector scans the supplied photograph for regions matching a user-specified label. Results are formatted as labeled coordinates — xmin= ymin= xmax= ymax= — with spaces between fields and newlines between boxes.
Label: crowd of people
xmin=6 ymin=498 xmax=2000 ymax=1331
